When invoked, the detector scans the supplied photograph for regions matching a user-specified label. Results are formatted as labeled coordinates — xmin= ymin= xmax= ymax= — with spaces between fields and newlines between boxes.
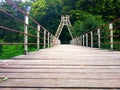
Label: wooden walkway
xmin=0 ymin=45 xmax=120 ymax=90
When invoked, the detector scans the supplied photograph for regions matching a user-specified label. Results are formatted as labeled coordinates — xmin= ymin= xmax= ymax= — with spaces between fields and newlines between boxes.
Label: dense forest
xmin=0 ymin=0 xmax=120 ymax=59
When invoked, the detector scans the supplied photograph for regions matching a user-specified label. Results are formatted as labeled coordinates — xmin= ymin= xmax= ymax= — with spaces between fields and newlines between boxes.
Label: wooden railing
xmin=0 ymin=1 xmax=60 ymax=55
xmin=71 ymin=18 xmax=120 ymax=50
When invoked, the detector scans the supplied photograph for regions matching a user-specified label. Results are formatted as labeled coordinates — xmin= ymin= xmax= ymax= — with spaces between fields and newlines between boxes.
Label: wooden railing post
xmin=109 ymin=23 xmax=113 ymax=50
xmin=78 ymin=37 xmax=80 ymax=45
xmin=97 ymin=29 xmax=101 ymax=48
xmin=74 ymin=38 xmax=76 ymax=45
xmin=24 ymin=15 xmax=29 ymax=55
xmin=53 ymin=36 xmax=56 ymax=46
xmin=74 ymin=38 xmax=75 ymax=45
xmin=75 ymin=38 xmax=76 ymax=45
xmin=73 ymin=39 xmax=74 ymax=45
xmin=44 ymin=30 xmax=46 ymax=48
xmin=50 ymin=34 xmax=52 ymax=47
xmin=54 ymin=37 xmax=57 ymax=45
xmin=56 ymin=38 xmax=59 ymax=45
xmin=78 ymin=37 xmax=79 ymax=45
xmin=48 ymin=32 xmax=50 ymax=47
xmin=90 ymin=31 xmax=93 ymax=47
xmin=86 ymin=33 xmax=88 ymax=47
xmin=73 ymin=38 xmax=75 ymax=45
xmin=37 ymin=25 xmax=40 ymax=50
xmin=83 ymin=35 xmax=85 ymax=46
xmin=80 ymin=36 xmax=82 ymax=46
xmin=75 ymin=38 xmax=77 ymax=45
xmin=51 ymin=35 xmax=54 ymax=46
xmin=77 ymin=38 xmax=78 ymax=45
xmin=77 ymin=38 xmax=79 ymax=45
xmin=55 ymin=38 xmax=58 ymax=45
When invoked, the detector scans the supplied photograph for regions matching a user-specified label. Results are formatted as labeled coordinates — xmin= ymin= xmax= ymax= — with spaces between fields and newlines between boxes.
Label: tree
xmin=75 ymin=0 xmax=120 ymax=21
xmin=71 ymin=10 xmax=104 ymax=36
xmin=30 ymin=0 xmax=47 ymax=22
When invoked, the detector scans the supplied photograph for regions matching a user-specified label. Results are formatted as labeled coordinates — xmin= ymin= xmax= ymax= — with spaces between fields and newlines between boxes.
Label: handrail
xmin=0 ymin=9 xmax=44 ymax=34
xmin=0 ymin=0 xmax=60 ymax=55
xmin=71 ymin=18 xmax=120 ymax=50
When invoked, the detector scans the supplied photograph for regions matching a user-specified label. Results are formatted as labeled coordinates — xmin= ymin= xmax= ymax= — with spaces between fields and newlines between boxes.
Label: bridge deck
xmin=0 ymin=45 xmax=120 ymax=90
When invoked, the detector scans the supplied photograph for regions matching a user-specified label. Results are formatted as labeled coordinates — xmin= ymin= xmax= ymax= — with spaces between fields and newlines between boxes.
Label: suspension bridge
xmin=0 ymin=1 xmax=120 ymax=90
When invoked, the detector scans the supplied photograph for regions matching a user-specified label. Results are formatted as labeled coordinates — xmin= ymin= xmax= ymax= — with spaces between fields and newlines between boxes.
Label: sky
xmin=22 ymin=0 xmax=25 ymax=2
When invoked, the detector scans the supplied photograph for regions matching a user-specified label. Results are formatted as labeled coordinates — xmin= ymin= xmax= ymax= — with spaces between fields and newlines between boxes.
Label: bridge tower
xmin=55 ymin=15 xmax=74 ymax=39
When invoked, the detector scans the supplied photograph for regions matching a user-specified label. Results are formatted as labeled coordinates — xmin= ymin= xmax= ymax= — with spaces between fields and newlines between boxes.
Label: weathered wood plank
xmin=0 ymin=68 xmax=120 ymax=73
xmin=1 ymin=65 xmax=120 ymax=69
xmin=0 ymin=73 xmax=120 ymax=79
xmin=1 ymin=62 xmax=119 ymax=65
xmin=0 ymin=79 xmax=120 ymax=88
xmin=1 ymin=60 xmax=120 ymax=64
xmin=0 ymin=45 xmax=120 ymax=89
xmin=1 ymin=88 xmax=119 ymax=90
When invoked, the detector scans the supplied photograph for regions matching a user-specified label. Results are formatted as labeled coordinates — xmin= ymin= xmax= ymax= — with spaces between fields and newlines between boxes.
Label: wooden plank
xmin=0 ymin=73 xmax=120 ymax=79
xmin=1 ymin=59 xmax=120 ymax=63
xmin=3 ymin=57 xmax=120 ymax=60
xmin=0 ymin=79 xmax=120 ymax=88
xmin=0 ymin=68 xmax=120 ymax=73
xmin=0 ymin=61 xmax=120 ymax=65
xmin=0 ymin=88 xmax=108 ymax=90
xmin=1 ymin=65 xmax=120 ymax=69
xmin=1 ymin=64 xmax=120 ymax=67
xmin=0 ymin=45 xmax=120 ymax=89
xmin=0 ymin=88 xmax=106 ymax=90
xmin=1 ymin=88 xmax=112 ymax=90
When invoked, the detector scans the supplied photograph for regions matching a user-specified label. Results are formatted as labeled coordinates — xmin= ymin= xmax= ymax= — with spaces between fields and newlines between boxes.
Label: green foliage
xmin=71 ymin=10 xmax=105 ymax=36
xmin=30 ymin=0 xmax=62 ymax=34
xmin=30 ymin=0 xmax=47 ymax=21
xmin=0 ymin=1 xmax=25 ymax=43
xmin=0 ymin=45 xmax=24 ymax=59
xmin=0 ymin=0 xmax=120 ymax=59
xmin=60 ymin=0 xmax=76 ymax=14
xmin=0 ymin=45 xmax=2 ymax=55
xmin=0 ymin=40 xmax=3 ymax=54
xmin=75 ymin=0 xmax=120 ymax=21
xmin=0 ymin=77 xmax=9 ymax=83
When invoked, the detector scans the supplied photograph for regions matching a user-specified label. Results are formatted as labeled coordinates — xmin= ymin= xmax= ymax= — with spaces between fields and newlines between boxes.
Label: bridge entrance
xmin=59 ymin=26 xmax=72 ymax=44
xmin=55 ymin=15 xmax=76 ymax=44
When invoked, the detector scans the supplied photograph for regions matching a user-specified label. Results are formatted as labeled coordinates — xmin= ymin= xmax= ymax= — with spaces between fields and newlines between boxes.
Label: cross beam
xmin=55 ymin=15 xmax=74 ymax=39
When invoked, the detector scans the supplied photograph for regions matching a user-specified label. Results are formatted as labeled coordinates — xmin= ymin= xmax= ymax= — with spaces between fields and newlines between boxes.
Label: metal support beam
xmin=50 ymin=34 xmax=53 ymax=47
xmin=37 ymin=25 xmax=40 ymax=50
xmin=80 ymin=36 xmax=82 ymax=46
xmin=44 ymin=30 xmax=46 ymax=48
xmin=97 ymin=29 xmax=101 ymax=48
xmin=86 ymin=33 xmax=88 ymax=47
xmin=55 ymin=15 xmax=74 ymax=39
xmin=24 ymin=15 xmax=28 ymax=55
xmin=109 ymin=23 xmax=113 ymax=50
xmin=83 ymin=35 xmax=85 ymax=46
xmin=48 ymin=32 xmax=50 ymax=47
xmin=91 ymin=32 xmax=93 ymax=47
